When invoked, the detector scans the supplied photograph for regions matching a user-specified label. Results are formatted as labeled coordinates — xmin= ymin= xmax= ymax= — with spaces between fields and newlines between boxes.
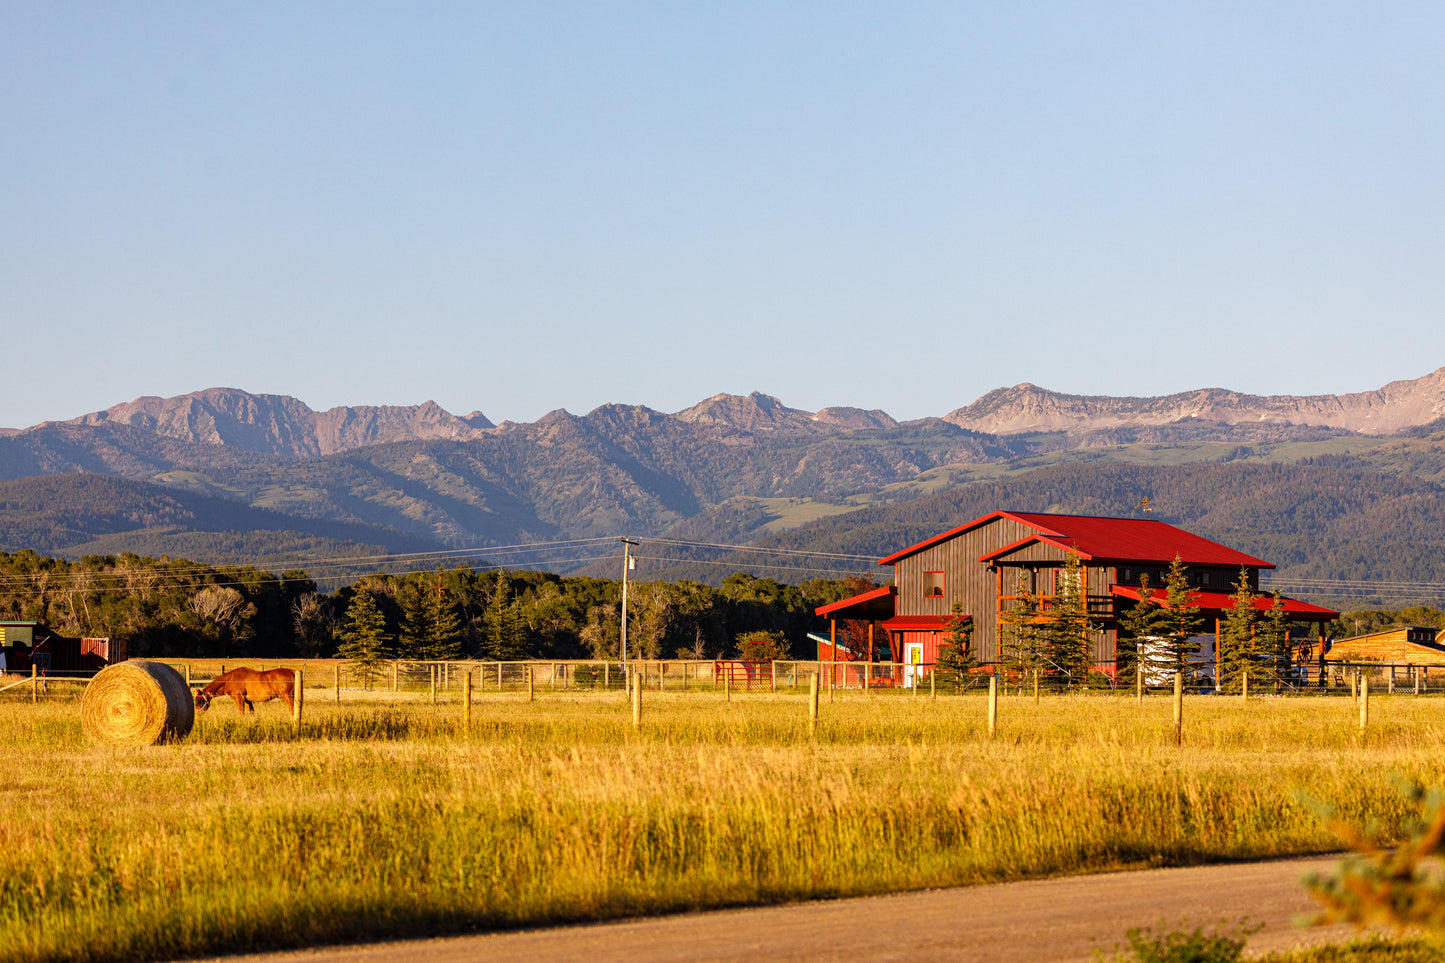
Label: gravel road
xmin=192 ymin=855 xmax=1377 ymax=962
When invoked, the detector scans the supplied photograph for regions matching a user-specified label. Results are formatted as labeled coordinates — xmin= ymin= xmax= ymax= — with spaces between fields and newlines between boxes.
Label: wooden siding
xmin=891 ymin=515 xmax=1035 ymax=663
xmin=1328 ymin=628 xmax=1445 ymax=665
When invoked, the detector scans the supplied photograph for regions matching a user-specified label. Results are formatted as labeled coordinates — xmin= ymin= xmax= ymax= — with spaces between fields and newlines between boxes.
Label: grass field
xmin=4 ymin=684 xmax=1444 ymax=962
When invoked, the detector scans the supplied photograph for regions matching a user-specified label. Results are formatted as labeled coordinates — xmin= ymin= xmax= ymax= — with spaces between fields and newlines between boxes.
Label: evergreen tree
xmin=403 ymin=572 xmax=463 ymax=661
xmin=1154 ymin=554 xmax=1204 ymax=676
xmin=1117 ymin=572 xmax=1162 ymax=681
xmin=398 ymin=586 xmax=428 ymax=660
xmin=1041 ymin=552 xmax=1096 ymax=686
xmin=481 ymin=570 xmax=527 ymax=661
xmin=1216 ymin=567 xmax=1259 ymax=693
xmin=338 ymin=589 xmax=392 ymax=688
xmin=935 ymin=602 xmax=978 ymax=690
xmin=423 ymin=577 xmax=463 ymax=661
xmin=1259 ymin=591 xmax=1292 ymax=688
xmin=998 ymin=572 xmax=1045 ymax=681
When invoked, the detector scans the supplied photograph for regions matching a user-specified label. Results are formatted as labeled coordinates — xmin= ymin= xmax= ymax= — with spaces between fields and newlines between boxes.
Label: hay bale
xmin=81 ymin=661 xmax=195 ymax=746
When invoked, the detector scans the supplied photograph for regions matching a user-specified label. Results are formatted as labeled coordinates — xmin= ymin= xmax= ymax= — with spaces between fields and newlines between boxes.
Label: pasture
xmin=3 ymin=677 xmax=1445 ymax=963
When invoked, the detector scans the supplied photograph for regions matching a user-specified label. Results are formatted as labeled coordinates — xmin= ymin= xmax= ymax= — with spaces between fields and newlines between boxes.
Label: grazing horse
xmin=195 ymin=667 xmax=296 ymax=714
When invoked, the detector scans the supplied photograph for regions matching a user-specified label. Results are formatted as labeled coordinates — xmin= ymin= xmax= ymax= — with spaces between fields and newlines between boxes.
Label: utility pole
xmin=620 ymin=538 xmax=638 ymax=670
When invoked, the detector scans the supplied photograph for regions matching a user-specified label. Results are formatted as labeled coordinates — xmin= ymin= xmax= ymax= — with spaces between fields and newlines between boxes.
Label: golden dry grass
xmin=3 ymin=686 xmax=1445 ymax=962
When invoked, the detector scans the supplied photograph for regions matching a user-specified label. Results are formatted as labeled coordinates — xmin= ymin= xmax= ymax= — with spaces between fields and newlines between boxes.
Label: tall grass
xmin=4 ymin=689 xmax=1445 ymax=962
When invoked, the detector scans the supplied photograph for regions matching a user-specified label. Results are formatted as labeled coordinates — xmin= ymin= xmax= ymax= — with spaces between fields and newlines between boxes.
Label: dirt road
xmin=196 ymin=855 xmax=1375 ymax=962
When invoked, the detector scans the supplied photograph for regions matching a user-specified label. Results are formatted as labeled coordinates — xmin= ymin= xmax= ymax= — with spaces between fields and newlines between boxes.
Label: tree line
xmin=0 ymin=549 xmax=856 ymax=662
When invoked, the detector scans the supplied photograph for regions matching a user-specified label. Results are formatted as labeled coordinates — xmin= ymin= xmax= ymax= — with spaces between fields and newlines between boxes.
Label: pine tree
xmin=1259 ymin=591 xmax=1292 ymax=688
xmin=1041 ymin=552 xmax=1095 ymax=687
xmin=338 ymin=589 xmax=392 ymax=688
xmin=481 ymin=570 xmax=527 ymax=661
xmin=935 ymin=602 xmax=979 ymax=690
xmin=1216 ymin=567 xmax=1259 ymax=693
xmin=1117 ymin=572 xmax=1162 ymax=681
xmin=998 ymin=572 xmax=1045 ymax=681
xmin=419 ymin=574 xmax=462 ymax=661
xmin=1155 ymin=554 xmax=1204 ymax=676
xmin=398 ymin=585 xmax=428 ymax=660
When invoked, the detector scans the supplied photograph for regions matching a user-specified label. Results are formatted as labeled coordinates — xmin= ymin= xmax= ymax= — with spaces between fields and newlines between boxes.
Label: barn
xmin=1 ymin=621 xmax=124 ymax=676
xmin=815 ymin=511 xmax=1338 ymax=682
xmin=1326 ymin=626 xmax=1445 ymax=666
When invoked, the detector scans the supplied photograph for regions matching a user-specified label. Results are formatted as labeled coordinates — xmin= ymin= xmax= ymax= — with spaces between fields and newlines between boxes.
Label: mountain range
xmin=3 ymin=371 xmax=1445 ymax=599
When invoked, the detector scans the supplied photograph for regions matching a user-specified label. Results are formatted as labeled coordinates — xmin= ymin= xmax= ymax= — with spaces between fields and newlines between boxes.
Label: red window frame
xmin=923 ymin=571 xmax=944 ymax=598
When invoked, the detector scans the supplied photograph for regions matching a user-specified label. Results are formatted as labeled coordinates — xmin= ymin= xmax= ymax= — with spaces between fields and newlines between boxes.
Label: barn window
xmin=923 ymin=571 xmax=944 ymax=597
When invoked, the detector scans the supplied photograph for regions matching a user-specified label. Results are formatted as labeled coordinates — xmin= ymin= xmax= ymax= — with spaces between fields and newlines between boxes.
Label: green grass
xmin=5 ymin=689 xmax=1445 ymax=962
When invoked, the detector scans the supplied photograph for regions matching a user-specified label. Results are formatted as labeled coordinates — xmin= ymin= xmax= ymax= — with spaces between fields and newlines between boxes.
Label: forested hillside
xmin=0 ymin=474 xmax=445 ymax=564
xmin=3 ymin=387 xmax=1445 ymax=604
xmin=627 ymin=461 xmax=1445 ymax=609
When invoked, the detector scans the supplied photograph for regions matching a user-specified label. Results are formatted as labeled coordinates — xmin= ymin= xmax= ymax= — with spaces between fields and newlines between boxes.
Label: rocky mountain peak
xmin=673 ymin=392 xmax=814 ymax=432
xmin=944 ymin=367 xmax=1445 ymax=436
xmin=67 ymin=389 xmax=495 ymax=458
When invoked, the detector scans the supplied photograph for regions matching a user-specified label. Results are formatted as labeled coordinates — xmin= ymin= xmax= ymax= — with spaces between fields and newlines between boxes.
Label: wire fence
xmin=4 ymin=657 xmax=1445 ymax=704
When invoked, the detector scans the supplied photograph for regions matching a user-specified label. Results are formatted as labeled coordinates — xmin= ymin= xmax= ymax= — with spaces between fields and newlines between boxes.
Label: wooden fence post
xmin=809 ymin=671 xmax=819 ymax=737
xmin=1136 ymin=661 xmax=1143 ymax=703
xmin=528 ymin=664 xmax=535 ymax=702
xmin=292 ymin=668 xmax=304 ymax=727
xmin=1033 ymin=668 xmax=1040 ymax=704
xmin=1416 ymin=666 xmax=1422 ymax=696
xmin=605 ymin=662 xmax=610 ymax=691
xmin=392 ymin=661 xmax=398 ymax=693
xmin=771 ymin=661 xmax=777 ymax=692
xmin=1351 ymin=669 xmax=1358 ymax=708
xmin=463 ymin=670 xmax=472 ymax=729
xmin=1359 ymin=673 xmax=1370 ymax=733
xmin=865 ymin=661 xmax=872 ymax=694
xmin=334 ymin=663 xmax=341 ymax=704
xmin=31 ymin=664 xmax=37 ymax=703
xmin=1173 ymin=671 xmax=1183 ymax=747
xmin=725 ymin=666 xmax=732 ymax=703
xmin=1241 ymin=669 xmax=1249 ymax=703
xmin=431 ymin=665 xmax=438 ymax=705
xmin=930 ymin=667 xmax=935 ymax=702
xmin=632 ymin=672 xmax=642 ymax=729
xmin=987 ymin=674 xmax=998 ymax=739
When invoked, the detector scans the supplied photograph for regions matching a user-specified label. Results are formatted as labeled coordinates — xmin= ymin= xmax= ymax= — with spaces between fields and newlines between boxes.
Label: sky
xmin=4 ymin=2 xmax=1444 ymax=430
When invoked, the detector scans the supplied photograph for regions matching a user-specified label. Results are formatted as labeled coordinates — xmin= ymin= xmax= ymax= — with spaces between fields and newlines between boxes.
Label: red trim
xmin=814 ymin=585 xmax=896 ymax=618
xmin=1111 ymin=585 xmax=1337 ymax=619
xmin=878 ymin=510 xmax=1275 ymax=569
xmin=881 ymin=615 xmax=953 ymax=631
xmin=978 ymin=534 xmax=1093 ymax=563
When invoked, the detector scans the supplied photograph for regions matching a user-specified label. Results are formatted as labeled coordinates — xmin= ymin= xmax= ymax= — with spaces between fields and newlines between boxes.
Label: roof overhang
xmin=881 ymin=614 xmax=956 ymax=632
xmin=1112 ymin=585 xmax=1338 ymax=621
xmin=978 ymin=534 xmax=1092 ymax=564
xmin=815 ymin=585 xmax=897 ymax=620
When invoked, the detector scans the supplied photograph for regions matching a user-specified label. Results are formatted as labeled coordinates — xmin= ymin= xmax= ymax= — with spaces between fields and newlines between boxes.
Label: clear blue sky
xmin=5 ymin=2 xmax=1443 ymax=430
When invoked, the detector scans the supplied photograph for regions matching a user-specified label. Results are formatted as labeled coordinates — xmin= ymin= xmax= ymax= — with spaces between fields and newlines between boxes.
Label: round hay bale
xmin=81 ymin=661 xmax=195 ymax=746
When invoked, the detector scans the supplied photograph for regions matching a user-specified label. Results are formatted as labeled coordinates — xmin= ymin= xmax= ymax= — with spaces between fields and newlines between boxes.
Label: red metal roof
xmin=814 ymin=585 xmax=896 ymax=619
xmin=880 ymin=614 xmax=954 ymax=631
xmin=878 ymin=510 xmax=1274 ymax=569
xmin=1112 ymin=585 xmax=1337 ymax=620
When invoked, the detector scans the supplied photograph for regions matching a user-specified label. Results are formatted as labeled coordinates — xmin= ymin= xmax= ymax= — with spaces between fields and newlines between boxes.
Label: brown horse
xmin=195 ymin=667 xmax=296 ymax=714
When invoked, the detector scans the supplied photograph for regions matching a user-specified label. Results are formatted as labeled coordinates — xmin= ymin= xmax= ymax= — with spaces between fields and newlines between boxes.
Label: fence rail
xmin=6 ymin=657 xmax=1445 ymax=703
